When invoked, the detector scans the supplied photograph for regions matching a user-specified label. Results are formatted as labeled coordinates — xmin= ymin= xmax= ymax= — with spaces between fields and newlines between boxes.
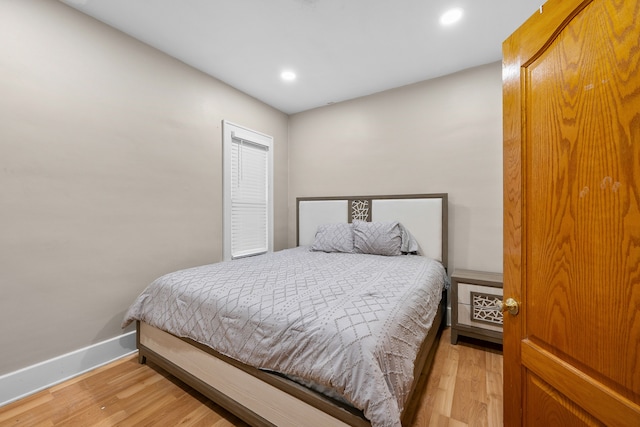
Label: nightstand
xmin=451 ymin=269 xmax=503 ymax=345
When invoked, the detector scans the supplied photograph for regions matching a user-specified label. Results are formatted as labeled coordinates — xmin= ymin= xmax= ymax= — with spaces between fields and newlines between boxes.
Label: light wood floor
xmin=0 ymin=328 xmax=503 ymax=427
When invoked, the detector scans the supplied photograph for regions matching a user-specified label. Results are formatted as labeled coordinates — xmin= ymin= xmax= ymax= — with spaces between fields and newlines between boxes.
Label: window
xmin=222 ymin=121 xmax=273 ymax=260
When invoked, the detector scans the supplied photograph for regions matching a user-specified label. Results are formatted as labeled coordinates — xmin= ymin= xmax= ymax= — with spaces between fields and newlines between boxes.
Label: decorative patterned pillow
xmin=311 ymin=223 xmax=354 ymax=253
xmin=352 ymin=220 xmax=402 ymax=256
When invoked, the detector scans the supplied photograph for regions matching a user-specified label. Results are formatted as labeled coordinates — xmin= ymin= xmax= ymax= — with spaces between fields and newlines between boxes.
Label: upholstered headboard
xmin=296 ymin=194 xmax=448 ymax=268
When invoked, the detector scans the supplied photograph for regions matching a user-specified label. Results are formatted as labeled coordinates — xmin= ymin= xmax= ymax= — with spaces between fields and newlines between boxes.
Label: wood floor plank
xmin=485 ymin=351 xmax=503 ymax=427
xmin=0 ymin=393 xmax=54 ymax=424
xmin=450 ymin=343 xmax=487 ymax=424
xmin=0 ymin=328 xmax=502 ymax=427
xmin=435 ymin=346 xmax=459 ymax=418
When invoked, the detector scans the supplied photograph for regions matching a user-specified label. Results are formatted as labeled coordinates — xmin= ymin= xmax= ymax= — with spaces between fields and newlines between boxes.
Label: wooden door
xmin=503 ymin=0 xmax=640 ymax=425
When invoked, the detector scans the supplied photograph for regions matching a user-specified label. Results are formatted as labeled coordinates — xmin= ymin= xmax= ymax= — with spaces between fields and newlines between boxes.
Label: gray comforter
xmin=123 ymin=246 xmax=446 ymax=427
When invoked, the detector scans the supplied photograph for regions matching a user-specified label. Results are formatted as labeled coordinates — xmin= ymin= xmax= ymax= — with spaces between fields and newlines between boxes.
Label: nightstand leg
xmin=451 ymin=329 xmax=458 ymax=345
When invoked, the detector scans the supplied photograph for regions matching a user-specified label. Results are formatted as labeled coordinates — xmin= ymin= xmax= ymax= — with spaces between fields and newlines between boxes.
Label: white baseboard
xmin=0 ymin=304 xmax=451 ymax=408
xmin=0 ymin=331 xmax=137 ymax=408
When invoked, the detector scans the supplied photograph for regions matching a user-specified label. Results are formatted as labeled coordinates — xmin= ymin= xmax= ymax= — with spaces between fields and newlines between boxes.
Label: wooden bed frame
xmin=136 ymin=193 xmax=448 ymax=427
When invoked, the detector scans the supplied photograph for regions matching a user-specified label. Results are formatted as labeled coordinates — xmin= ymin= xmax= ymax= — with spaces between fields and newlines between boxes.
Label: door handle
xmin=499 ymin=298 xmax=519 ymax=315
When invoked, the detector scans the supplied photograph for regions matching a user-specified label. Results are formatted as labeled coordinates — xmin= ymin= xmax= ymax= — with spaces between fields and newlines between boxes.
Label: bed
xmin=124 ymin=193 xmax=448 ymax=427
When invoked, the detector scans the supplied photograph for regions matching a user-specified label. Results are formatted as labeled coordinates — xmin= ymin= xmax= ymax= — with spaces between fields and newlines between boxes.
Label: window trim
xmin=222 ymin=120 xmax=274 ymax=261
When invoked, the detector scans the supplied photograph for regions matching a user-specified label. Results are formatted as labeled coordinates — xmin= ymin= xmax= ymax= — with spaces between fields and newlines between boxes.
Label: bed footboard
xmin=135 ymin=289 xmax=445 ymax=427
xmin=137 ymin=321 xmax=368 ymax=427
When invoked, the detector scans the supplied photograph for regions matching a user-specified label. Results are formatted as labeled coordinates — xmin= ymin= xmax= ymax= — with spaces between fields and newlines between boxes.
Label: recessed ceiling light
xmin=281 ymin=70 xmax=297 ymax=81
xmin=440 ymin=7 xmax=463 ymax=26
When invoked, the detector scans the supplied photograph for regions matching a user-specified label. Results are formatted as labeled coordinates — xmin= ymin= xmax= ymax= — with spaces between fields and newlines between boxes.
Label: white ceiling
xmin=60 ymin=0 xmax=542 ymax=114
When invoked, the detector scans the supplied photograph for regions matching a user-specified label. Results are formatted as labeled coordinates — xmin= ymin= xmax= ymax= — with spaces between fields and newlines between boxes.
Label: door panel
xmin=526 ymin=0 xmax=639 ymax=396
xmin=503 ymin=0 xmax=640 ymax=425
xmin=526 ymin=373 xmax=604 ymax=427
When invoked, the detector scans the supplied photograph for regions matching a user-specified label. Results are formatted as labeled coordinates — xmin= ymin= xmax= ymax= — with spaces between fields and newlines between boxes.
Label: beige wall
xmin=0 ymin=0 xmax=289 ymax=375
xmin=288 ymin=62 xmax=503 ymax=273
xmin=1 ymin=0 xmax=503 ymax=378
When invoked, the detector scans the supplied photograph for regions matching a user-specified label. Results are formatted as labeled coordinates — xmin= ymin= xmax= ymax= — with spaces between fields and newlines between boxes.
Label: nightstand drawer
xmin=456 ymin=282 xmax=503 ymax=332
xmin=450 ymin=269 xmax=503 ymax=345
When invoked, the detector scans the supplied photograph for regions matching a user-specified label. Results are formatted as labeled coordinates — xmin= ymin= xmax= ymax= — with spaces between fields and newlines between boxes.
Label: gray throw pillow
xmin=311 ymin=223 xmax=354 ymax=253
xmin=352 ymin=220 xmax=402 ymax=256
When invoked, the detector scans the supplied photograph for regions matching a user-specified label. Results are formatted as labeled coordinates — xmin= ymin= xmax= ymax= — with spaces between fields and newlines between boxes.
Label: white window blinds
xmin=223 ymin=121 xmax=273 ymax=260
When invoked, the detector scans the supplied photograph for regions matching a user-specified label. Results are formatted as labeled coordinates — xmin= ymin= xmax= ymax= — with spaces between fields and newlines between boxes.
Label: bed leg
xmin=135 ymin=321 xmax=146 ymax=364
